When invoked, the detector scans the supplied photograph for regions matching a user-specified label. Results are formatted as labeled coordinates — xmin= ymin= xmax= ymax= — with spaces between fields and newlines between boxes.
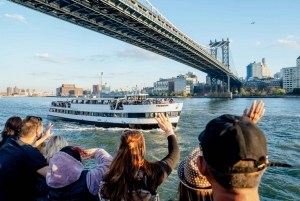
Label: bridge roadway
xmin=9 ymin=0 xmax=241 ymax=87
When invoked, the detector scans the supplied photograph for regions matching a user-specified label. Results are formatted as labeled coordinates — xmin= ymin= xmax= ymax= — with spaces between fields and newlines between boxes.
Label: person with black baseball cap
xmin=197 ymin=114 xmax=292 ymax=201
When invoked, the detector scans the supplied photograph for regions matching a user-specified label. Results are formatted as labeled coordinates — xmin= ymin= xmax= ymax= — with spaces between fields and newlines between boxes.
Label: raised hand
xmin=155 ymin=113 xmax=175 ymax=137
xmin=35 ymin=123 xmax=54 ymax=147
xmin=85 ymin=148 xmax=100 ymax=159
xmin=43 ymin=123 xmax=54 ymax=140
xmin=243 ymin=100 xmax=265 ymax=123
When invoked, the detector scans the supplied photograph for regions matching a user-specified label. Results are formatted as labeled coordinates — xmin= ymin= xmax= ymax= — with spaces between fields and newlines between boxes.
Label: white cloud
xmin=116 ymin=46 xmax=164 ymax=61
xmin=277 ymin=39 xmax=300 ymax=50
xmin=287 ymin=35 xmax=294 ymax=39
xmin=254 ymin=41 xmax=261 ymax=46
xmin=34 ymin=53 xmax=69 ymax=64
xmin=5 ymin=14 xmax=26 ymax=23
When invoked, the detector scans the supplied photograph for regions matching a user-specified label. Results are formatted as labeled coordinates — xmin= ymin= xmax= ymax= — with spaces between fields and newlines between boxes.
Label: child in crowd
xmin=46 ymin=146 xmax=112 ymax=201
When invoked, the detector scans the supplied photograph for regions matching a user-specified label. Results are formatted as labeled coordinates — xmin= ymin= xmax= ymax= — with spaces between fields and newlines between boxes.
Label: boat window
xmin=166 ymin=112 xmax=172 ymax=117
xmin=122 ymin=113 xmax=128 ymax=118
xmin=92 ymin=100 xmax=98 ymax=104
xmin=80 ymin=100 xmax=84 ymax=104
xmin=171 ymin=111 xmax=178 ymax=117
xmin=85 ymin=100 xmax=91 ymax=104
xmin=114 ymin=113 xmax=121 ymax=118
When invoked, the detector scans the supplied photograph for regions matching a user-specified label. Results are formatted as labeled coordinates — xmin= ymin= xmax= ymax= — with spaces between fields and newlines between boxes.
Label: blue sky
xmin=0 ymin=0 xmax=299 ymax=92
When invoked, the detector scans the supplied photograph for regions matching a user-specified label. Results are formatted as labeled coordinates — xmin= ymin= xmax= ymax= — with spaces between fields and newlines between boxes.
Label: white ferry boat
xmin=47 ymin=92 xmax=183 ymax=129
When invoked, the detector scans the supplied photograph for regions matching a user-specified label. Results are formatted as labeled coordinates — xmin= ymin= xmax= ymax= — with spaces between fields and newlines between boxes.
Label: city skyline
xmin=1 ymin=0 xmax=299 ymax=92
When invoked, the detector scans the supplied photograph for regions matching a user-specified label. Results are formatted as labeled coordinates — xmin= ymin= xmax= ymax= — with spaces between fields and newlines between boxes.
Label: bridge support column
xmin=227 ymin=75 xmax=230 ymax=92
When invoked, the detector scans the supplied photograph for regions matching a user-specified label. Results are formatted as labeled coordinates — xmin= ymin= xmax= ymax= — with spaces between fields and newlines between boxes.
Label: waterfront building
xmin=246 ymin=58 xmax=270 ymax=80
xmin=274 ymin=72 xmax=282 ymax=79
xmin=83 ymin=89 xmax=92 ymax=95
xmin=281 ymin=56 xmax=300 ymax=93
xmin=13 ymin=86 xmax=18 ymax=94
xmin=282 ymin=67 xmax=300 ymax=93
xmin=102 ymin=83 xmax=111 ymax=94
xmin=92 ymin=84 xmax=101 ymax=95
xmin=7 ymin=87 xmax=12 ymax=96
xmin=153 ymin=72 xmax=197 ymax=95
xmin=56 ymin=84 xmax=83 ymax=96
xmin=143 ymin=87 xmax=154 ymax=94
xmin=153 ymin=78 xmax=174 ymax=95
xmin=194 ymin=83 xmax=211 ymax=95
xmin=206 ymin=75 xmax=211 ymax=85
xmin=174 ymin=72 xmax=197 ymax=94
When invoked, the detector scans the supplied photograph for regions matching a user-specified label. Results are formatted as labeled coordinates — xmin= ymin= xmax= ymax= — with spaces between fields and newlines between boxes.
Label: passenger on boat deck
xmin=99 ymin=113 xmax=179 ymax=201
xmin=0 ymin=116 xmax=50 ymax=201
xmin=46 ymin=146 xmax=112 ymax=201
xmin=0 ymin=116 xmax=22 ymax=147
xmin=197 ymin=101 xmax=292 ymax=201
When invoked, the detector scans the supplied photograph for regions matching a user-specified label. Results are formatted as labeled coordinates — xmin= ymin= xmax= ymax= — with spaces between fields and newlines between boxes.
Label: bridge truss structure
xmin=9 ymin=0 xmax=241 ymax=87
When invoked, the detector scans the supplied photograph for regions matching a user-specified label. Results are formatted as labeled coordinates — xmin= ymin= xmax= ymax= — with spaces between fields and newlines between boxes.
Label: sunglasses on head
xmin=26 ymin=116 xmax=43 ymax=121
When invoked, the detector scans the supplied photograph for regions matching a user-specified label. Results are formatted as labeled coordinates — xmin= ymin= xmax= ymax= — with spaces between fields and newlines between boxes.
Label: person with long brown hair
xmin=100 ymin=113 xmax=179 ymax=201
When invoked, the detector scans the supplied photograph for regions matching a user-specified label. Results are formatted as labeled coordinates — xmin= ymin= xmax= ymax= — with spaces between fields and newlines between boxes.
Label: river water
xmin=0 ymin=97 xmax=299 ymax=200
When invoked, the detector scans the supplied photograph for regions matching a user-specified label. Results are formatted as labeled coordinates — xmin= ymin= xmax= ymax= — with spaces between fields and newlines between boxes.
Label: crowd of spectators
xmin=51 ymin=98 xmax=175 ymax=110
xmin=0 ymin=100 xmax=292 ymax=201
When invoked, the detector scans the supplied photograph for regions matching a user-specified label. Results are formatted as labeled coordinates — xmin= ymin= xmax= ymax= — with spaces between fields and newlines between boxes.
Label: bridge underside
xmin=9 ymin=0 xmax=241 ymax=86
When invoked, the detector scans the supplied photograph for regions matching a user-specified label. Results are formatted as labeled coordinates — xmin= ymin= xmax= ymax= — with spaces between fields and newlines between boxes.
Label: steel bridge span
xmin=9 ymin=0 xmax=242 ymax=88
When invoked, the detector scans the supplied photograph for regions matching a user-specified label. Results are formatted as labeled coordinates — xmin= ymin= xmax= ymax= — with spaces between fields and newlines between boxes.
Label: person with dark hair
xmin=197 ymin=113 xmax=292 ymax=201
xmin=0 ymin=115 xmax=53 ymax=149
xmin=100 ymin=113 xmax=180 ymax=201
xmin=0 ymin=116 xmax=22 ymax=147
xmin=0 ymin=116 xmax=50 ymax=201
xmin=46 ymin=145 xmax=112 ymax=201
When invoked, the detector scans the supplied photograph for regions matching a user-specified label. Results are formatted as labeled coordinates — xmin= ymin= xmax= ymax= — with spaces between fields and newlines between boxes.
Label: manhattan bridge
xmin=9 ymin=0 xmax=242 ymax=96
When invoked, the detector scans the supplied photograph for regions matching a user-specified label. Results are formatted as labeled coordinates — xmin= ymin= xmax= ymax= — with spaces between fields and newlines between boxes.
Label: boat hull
xmin=47 ymin=114 xmax=177 ymax=130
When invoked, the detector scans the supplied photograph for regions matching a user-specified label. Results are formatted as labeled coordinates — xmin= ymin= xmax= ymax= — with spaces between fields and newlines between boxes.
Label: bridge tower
xmin=208 ymin=38 xmax=231 ymax=95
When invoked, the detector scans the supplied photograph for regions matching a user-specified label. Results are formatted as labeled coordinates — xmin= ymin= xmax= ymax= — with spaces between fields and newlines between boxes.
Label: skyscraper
xmin=246 ymin=58 xmax=270 ymax=80
xmin=13 ymin=86 xmax=18 ymax=94
xmin=7 ymin=87 xmax=12 ymax=96
xmin=297 ymin=56 xmax=300 ymax=67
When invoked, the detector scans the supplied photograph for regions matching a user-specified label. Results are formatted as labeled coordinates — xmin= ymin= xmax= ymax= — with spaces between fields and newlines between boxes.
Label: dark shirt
xmin=0 ymin=138 xmax=47 ymax=201
xmin=157 ymin=135 xmax=180 ymax=184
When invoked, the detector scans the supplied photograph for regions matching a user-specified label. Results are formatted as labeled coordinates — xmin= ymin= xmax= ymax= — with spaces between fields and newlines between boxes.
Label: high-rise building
xmin=246 ymin=58 xmax=270 ymax=80
xmin=7 ymin=87 xmax=12 ymax=96
xmin=102 ymin=83 xmax=111 ymax=94
xmin=261 ymin=58 xmax=270 ymax=78
xmin=13 ymin=86 xmax=18 ymax=94
xmin=92 ymin=84 xmax=102 ymax=95
xmin=56 ymin=84 xmax=83 ymax=96
xmin=282 ymin=56 xmax=300 ymax=93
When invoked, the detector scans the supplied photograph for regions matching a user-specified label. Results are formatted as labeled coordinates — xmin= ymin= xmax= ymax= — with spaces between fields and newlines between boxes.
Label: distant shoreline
xmin=1 ymin=95 xmax=299 ymax=99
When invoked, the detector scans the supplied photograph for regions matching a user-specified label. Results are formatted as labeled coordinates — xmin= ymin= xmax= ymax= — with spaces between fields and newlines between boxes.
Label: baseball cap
xmin=198 ymin=114 xmax=291 ymax=173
